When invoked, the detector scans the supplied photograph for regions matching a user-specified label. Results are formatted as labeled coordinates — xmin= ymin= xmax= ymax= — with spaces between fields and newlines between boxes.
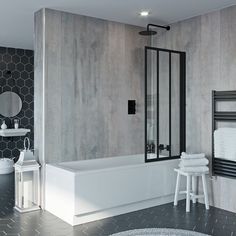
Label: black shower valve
xmin=146 ymin=142 xmax=155 ymax=154
xmin=159 ymin=144 xmax=170 ymax=151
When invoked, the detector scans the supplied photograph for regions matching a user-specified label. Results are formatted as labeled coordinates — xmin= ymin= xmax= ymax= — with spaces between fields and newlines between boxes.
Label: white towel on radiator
xmin=181 ymin=152 xmax=205 ymax=159
xmin=179 ymin=158 xmax=209 ymax=167
xmin=214 ymin=129 xmax=224 ymax=158
xmin=214 ymin=128 xmax=236 ymax=161
xmin=224 ymin=134 xmax=236 ymax=160
xmin=180 ymin=166 xmax=209 ymax=173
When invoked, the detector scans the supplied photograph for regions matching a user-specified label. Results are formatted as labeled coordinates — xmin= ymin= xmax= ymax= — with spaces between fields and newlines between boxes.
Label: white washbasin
xmin=0 ymin=158 xmax=14 ymax=174
xmin=0 ymin=128 xmax=30 ymax=137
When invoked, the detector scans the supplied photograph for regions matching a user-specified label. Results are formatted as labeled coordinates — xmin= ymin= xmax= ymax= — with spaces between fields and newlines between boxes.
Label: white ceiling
xmin=1 ymin=0 xmax=236 ymax=50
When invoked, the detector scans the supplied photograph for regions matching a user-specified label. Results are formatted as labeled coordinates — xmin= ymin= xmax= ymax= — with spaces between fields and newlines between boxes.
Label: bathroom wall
xmin=34 ymin=9 xmax=147 ymax=164
xmin=154 ymin=5 xmax=236 ymax=212
xmin=0 ymin=47 xmax=34 ymax=159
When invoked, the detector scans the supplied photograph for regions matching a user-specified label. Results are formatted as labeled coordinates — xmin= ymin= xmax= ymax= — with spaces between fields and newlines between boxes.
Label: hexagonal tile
xmin=20 ymin=71 xmax=28 ymax=80
xmin=25 ymin=50 xmax=33 ymax=57
xmin=7 ymin=62 xmax=16 ymax=71
xmin=21 ymin=117 xmax=28 ymax=126
xmin=20 ymin=86 xmax=29 ymax=95
xmin=16 ymin=139 xmax=24 ymax=147
xmin=7 ymin=78 xmax=15 ymax=87
xmin=12 ymin=148 xmax=20 ymax=157
xmin=0 ymin=78 xmax=7 ymax=87
xmin=28 ymin=124 xmax=33 ymax=131
xmin=12 ymin=55 xmax=20 ymax=64
xmin=7 ymin=48 xmax=16 ymax=55
xmin=16 ymin=63 xmax=24 ymax=72
xmin=30 ymin=117 xmax=34 ymax=125
xmin=12 ymin=70 xmax=20 ymax=79
xmin=2 ymin=85 xmax=11 ymax=92
xmin=29 ymin=102 xmax=34 ymax=110
xmin=20 ymin=55 xmax=29 ymax=64
xmin=22 ymin=102 xmax=29 ymax=110
xmin=25 ymin=109 xmax=33 ymax=119
xmin=30 ymin=87 xmax=34 ymax=95
xmin=0 ymin=142 xmax=7 ymax=150
xmin=0 ymin=62 xmax=6 ymax=70
xmin=25 ymin=78 xmax=33 ymax=88
xmin=25 ymin=94 xmax=32 ymax=103
xmin=7 ymin=141 xmax=15 ymax=150
xmin=0 ymin=47 xmax=7 ymax=54
xmin=25 ymin=63 xmax=33 ymax=73
xmin=4 ymin=70 xmax=12 ymax=79
xmin=3 ymin=149 xmax=11 ymax=157
xmin=16 ymin=49 xmax=24 ymax=56
xmin=29 ymin=71 xmax=34 ymax=79
xmin=11 ymin=86 xmax=19 ymax=93
xmin=16 ymin=78 xmax=24 ymax=87
xmin=2 ymin=54 xmax=11 ymax=63
xmin=30 ymin=57 xmax=34 ymax=65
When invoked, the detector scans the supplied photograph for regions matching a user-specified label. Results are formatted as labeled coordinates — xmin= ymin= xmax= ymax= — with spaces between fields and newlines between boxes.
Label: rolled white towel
xmin=179 ymin=158 xmax=209 ymax=167
xmin=180 ymin=166 xmax=209 ymax=173
xmin=181 ymin=152 xmax=205 ymax=159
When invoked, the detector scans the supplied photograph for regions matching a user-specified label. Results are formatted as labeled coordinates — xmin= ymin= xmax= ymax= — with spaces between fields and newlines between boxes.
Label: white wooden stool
xmin=174 ymin=168 xmax=209 ymax=212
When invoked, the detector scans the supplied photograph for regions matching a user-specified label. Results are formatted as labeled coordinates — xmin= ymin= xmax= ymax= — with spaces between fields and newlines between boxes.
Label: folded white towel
xmin=181 ymin=152 xmax=205 ymax=159
xmin=179 ymin=158 xmax=209 ymax=167
xmin=180 ymin=166 xmax=209 ymax=173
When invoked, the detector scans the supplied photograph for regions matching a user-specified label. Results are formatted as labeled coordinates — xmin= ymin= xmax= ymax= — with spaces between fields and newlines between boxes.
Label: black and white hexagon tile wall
xmin=0 ymin=47 xmax=34 ymax=160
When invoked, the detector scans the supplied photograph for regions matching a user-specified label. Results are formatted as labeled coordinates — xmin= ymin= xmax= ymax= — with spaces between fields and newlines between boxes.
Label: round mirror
xmin=0 ymin=92 xmax=22 ymax=117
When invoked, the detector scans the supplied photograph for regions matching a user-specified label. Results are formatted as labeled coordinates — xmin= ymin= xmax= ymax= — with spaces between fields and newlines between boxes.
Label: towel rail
xmin=212 ymin=90 xmax=236 ymax=179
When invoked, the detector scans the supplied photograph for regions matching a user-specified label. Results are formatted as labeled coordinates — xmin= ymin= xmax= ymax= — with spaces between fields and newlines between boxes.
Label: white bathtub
xmin=45 ymin=154 xmax=183 ymax=226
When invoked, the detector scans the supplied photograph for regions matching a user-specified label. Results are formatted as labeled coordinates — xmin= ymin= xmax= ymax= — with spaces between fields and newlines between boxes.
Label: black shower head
xmin=139 ymin=30 xmax=157 ymax=36
xmin=139 ymin=24 xmax=170 ymax=36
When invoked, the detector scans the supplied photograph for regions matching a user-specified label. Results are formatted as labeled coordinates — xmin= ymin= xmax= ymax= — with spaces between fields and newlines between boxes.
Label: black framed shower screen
xmin=145 ymin=47 xmax=186 ymax=162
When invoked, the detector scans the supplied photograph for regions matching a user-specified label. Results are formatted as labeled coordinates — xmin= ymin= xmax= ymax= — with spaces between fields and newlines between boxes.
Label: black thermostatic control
xmin=128 ymin=100 xmax=136 ymax=115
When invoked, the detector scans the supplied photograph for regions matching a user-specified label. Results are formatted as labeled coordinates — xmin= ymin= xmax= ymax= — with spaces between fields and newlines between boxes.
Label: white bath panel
xmin=45 ymin=154 xmax=184 ymax=225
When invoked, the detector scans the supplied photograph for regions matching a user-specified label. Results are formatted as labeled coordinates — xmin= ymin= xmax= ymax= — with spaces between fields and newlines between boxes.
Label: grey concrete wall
xmin=154 ymin=5 xmax=236 ymax=212
xmin=34 ymin=8 xmax=147 ymax=164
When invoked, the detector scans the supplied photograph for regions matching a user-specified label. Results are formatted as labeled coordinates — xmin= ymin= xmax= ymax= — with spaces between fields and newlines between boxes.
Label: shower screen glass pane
xmin=171 ymin=53 xmax=180 ymax=156
xmin=146 ymin=49 xmax=158 ymax=161
xmin=145 ymin=47 xmax=185 ymax=162
xmin=159 ymin=51 xmax=170 ymax=158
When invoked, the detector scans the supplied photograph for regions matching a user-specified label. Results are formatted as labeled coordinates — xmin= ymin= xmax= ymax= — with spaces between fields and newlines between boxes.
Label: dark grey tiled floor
xmin=0 ymin=173 xmax=236 ymax=236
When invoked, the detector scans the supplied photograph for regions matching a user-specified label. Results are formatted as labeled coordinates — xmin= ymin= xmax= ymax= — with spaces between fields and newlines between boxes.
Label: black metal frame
xmin=212 ymin=90 xmax=236 ymax=178
xmin=145 ymin=47 xmax=186 ymax=162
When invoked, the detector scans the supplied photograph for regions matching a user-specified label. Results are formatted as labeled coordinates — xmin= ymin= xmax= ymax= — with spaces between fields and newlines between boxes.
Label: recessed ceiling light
xmin=140 ymin=11 xmax=150 ymax=17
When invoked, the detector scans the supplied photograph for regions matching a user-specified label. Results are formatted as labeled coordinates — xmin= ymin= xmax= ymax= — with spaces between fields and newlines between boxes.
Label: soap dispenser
xmin=1 ymin=120 xmax=7 ymax=130
xmin=14 ymin=119 xmax=19 ymax=129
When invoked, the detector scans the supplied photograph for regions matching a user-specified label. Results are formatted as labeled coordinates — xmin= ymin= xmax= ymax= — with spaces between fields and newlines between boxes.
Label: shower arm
xmin=147 ymin=24 xmax=170 ymax=31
